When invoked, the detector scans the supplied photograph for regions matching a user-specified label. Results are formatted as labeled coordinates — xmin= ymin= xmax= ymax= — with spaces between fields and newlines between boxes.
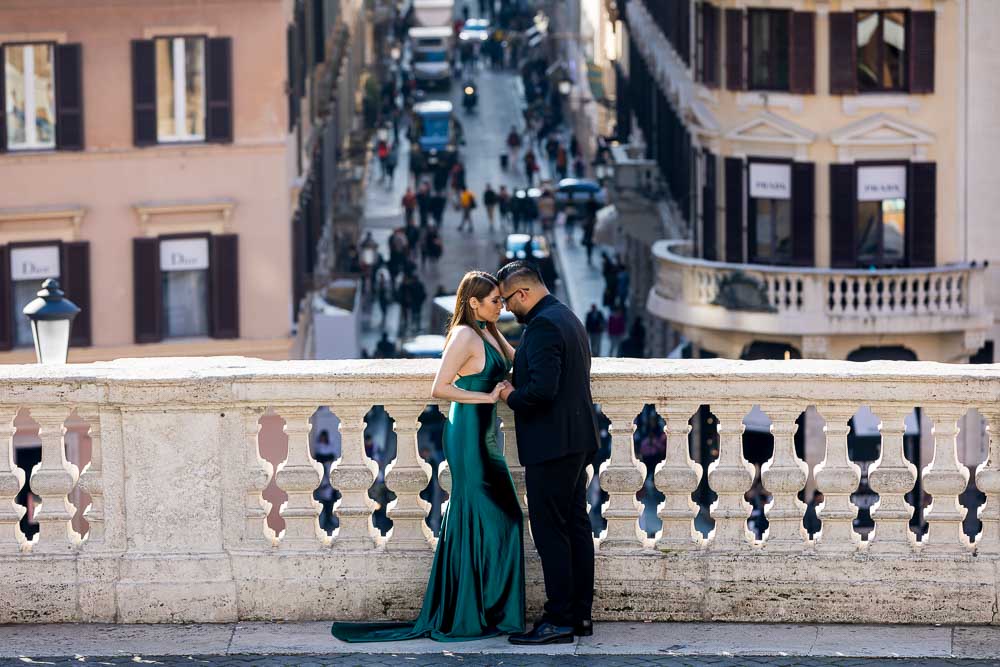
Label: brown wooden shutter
xmin=0 ymin=246 xmax=11 ymax=351
xmin=61 ymin=241 xmax=91 ymax=347
xmin=133 ymin=238 xmax=162 ymax=343
xmin=206 ymin=37 xmax=234 ymax=143
xmin=791 ymin=161 xmax=815 ymax=266
xmin=702 ymin=152 xmax=717 ymax=260
xmin=704 ymin=4 xmax=720 ymax=88
xmin=789 ymin=12 xmax=815 ymax=95
xmin=312 ymin=0 xmax=326 ymax=64
xmin=829 ymin=164 xmax=857 ymax=268
xmin=55 ymin=43 xmax=84 ymax=150
xmin=829 ymin=12 xmax=857 ymax=95
xmin=0 ymin=47 xmax=6 ymax=152
xmin=210 ymin=234 xmax=239 ymax=339
xmin=909 ymin=11 xmax=935 ymax=94
xmin=725 ymin=8 xmax=744 ymax=91
xmin=909 ymin=162 xmax=936 ymax=267
xmin=131 ymin=40 xmax=157 ymax=146
xmin=724 ymin=157 xmax=744 ymax=263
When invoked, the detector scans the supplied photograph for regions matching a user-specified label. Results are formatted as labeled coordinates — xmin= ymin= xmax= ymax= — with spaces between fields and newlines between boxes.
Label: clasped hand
xmin=490 ymin=380 xmax=514 ymax=403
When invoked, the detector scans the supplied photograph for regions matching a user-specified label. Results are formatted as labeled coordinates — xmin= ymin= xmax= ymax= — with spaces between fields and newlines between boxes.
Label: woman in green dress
xmin=331 ymin=271 xmax=525 ymax=642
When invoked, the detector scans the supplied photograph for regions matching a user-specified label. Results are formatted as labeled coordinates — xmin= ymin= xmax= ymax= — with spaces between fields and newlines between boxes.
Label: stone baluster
xmin=244 ymin=409 xmax=276 ymax=546
xmin=921 ymin=407 xmax=971 ymax=553
xmin=73 ymin=410 xmax=105 ymax=547
xmin=497 ymin=404 xmax=531 ymax=547
xmin=867 ymin=407 xmax=917 ymax=554
xmin=384 ymin=403 xmax=433 ymax=550
xmin=813 ymin=405 xmax=862 ymax=553
xmin=654 ymin=403 xmax=701 ymax=550
xmin=975 ymin=408 xmax=1000 ymax=554
xmin=330 ymin=404 xmax=379 ymax=550
xmin=0 ymin=411 xmax=24 ymax=553
xmin=598 ymin=403 xmax=646 ymax=550
xmin=707 ymin=404 xmax=755 ymax=550
xmin=27 ymin=408 xmax=75 ymax=553
xmin=760 ymin=407 xmax=808 ymax=551
xmin=275 ymin=407 xmax=325 ymax=547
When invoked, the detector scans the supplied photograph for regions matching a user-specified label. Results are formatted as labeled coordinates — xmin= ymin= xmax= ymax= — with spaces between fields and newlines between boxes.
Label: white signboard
xmin=160 ymin=238 xmax=210 ymax=272
xmin=749 ymin=162 xmax=791 ymax=200
xmin=11 ymin=246 xmax=60 ymax=281
xmin=858 ymin=166 xmax=907 ymax=201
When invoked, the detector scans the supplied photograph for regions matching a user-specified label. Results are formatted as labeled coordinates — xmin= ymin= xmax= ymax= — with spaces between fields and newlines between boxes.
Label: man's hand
xmin=497 ymin=380 xmax=515 ymax=403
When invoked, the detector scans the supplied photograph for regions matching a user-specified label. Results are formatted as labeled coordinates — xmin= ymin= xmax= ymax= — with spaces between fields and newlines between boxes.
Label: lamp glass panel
xmin=32 ymin=319 xmax=70 ymax=364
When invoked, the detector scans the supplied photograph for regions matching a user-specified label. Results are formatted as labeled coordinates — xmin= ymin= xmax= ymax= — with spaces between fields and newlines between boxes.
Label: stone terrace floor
xmin=4 ymin=622 xmax=1000 ymax=666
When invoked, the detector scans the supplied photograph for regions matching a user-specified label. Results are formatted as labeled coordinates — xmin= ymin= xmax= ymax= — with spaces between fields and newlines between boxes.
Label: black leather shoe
xmin=574 ymin=619 xmax=593 ymax=637
xmin=508 ymin=621 xmax=575 ymax=645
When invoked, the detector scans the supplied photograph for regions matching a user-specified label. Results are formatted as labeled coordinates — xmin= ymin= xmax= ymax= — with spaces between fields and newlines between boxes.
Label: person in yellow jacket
xmin=459 ymin=187 xmax=477 ymax=232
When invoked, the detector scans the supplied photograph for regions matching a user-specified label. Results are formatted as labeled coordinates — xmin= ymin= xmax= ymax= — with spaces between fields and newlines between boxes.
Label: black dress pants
xmin=524 ymin=451 xmax=594 ymax=627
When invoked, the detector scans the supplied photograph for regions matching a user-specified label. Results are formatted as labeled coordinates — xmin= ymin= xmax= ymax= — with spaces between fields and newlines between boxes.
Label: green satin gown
xmin=331 ymin=333 xmax=526 ymax=642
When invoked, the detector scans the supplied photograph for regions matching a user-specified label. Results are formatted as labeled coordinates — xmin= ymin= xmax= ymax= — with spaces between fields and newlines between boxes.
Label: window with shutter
xmin=704 ymin=4 xmax=720 ymax=88
xmin=702 ymin=152 xmax=717 ymax=260
xmin=3 ymin=43 xmax=57 ymax=151
xmin=210 ymin=234 xmax=239 ymax=339
xmin=791 ymin=162 xmax=815 ymax=266
xmin=54 ymin=44 xmax=84 ymax=150
xmin=857 ymin=10 xmax=907 ymax=92
xmin=789 ymin=13 xmax=815 ymax=95
xmin=748 ymin=9 xmax=790 ymax=91
xmin=909 ymin=11 xmax=935 ymax=94
xmin=131 ymin=40 xmax=157 ymax=146
xmin=725 ymin=8 xmax=745 ymax=90
xmin=828 ymin=13 xmax=857 ymax=95
xmin=908 ymin=162 xmax=936 ymax=267
xmin=725 ymin=157 xmax=744 ymax=263
xmin=206 ymin=37 xmax=233 ymax=143
xmin=62 ymin=241 xmax=91 ymax=347
xmin=133 ymin=237 xmax=162 ymax=343
xmin=312 ymin=0 xmax=326 ymax=64
xmin=286 ymin=25 xmax=299 ymax=132
xmin=0 ymin=247 xmax=11 ymax=351
xmin=829 ymin=164 xmax=857 ymax=267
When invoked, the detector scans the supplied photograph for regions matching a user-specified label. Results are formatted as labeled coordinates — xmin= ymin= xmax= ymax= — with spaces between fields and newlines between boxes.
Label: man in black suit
xmin=496 ymin=260 xmax=600 ymax=645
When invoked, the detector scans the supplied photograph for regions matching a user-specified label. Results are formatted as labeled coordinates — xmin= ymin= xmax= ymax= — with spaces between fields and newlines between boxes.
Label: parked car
xmin=458 ymin=18 xmax=490 ymax=42
xmin=499 ymin=233 xmax=558 ymax=291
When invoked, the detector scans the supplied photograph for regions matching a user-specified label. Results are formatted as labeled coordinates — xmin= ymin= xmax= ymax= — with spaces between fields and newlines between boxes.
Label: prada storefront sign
xmin=160 ymin=238 xmax=210 ymax=272
xmin=858 ymin=166 xmax=907 ymax=201
xmin=11 ymin=245 xmax=61 ymax=281
xmin=749 ymin=163 xmax=791 ymax=200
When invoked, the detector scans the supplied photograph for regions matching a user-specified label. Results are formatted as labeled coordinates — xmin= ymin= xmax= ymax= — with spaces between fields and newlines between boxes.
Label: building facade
xmin=610 ymin=0 xmax=1000 ymax=365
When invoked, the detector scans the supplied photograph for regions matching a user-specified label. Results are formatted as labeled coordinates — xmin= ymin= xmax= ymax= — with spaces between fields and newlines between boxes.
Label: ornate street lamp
xmin=22 ymin=278 xmax=80 ymax=365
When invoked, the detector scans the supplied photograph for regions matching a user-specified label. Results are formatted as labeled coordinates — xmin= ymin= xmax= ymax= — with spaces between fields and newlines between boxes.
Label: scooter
xmin=462 ymin=81 xmax=478 ymax=112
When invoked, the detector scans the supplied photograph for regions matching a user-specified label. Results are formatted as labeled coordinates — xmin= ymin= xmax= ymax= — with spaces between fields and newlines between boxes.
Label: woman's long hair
xmin=445 ymin=271 xmax=511 ymax=364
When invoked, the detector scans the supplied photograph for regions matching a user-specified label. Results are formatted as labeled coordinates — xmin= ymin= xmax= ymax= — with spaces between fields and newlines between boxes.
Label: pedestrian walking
xmin=483 ymin=183 xmax=499 ymax=231
xmin=409 ymin=274 xmax=428 ymax=331
xmin=538 ymin=188 xmax=556 ymax=243
xmin=384 ymin=143 xmax=398 ymax=185
xmin=573 ymin=155 xmax=586 ymax=178
xmin=374 ymin=260 xmax=394 ymax=330
xmin=570 ymin=134 xmax=580 ymax=159
xmin=506 ymin=126 xmax=522 ymax=168
xmin=430 ymin=190 xmax=447 ymax=226
xmin=581 ymin=212 xmax=596 ymax=265
xmin=376 ymin=138 xmax=390 ymax=181
xmin=405 ymin=219 xmax=421 ymax=261
xmin=545 ymin=135 xmax=559 ymax=175
xmin=416 ymin=181 xmax=431 ymax=228
xmin=375 ymin=332 xmax=396 ymax=359
xmin=555 ymin=145 xmax=568 ymax=180
xmin=607 ymin=307 xmax=626 ymax=356
xmin=523 ymin=149 xmax=538 ymax=187
xmin=498 ymin=185 xmax=512 ymax=228
xmin=422 ymin=225 xmax=442 ymax=268
xmin=358 ymin=232 xmax=379 ymax=295
xmin=459 ymin=187 xmax=477 ymax=232
xmin=450 ymin=161 xmax=467 ymax=207
xmin=402 ymin=187 xmax=417 ymax=225
xmin=510 ymin=189 xmax=525 ymax=233
xmin=585 ymin=304 xmax=606 ymax=357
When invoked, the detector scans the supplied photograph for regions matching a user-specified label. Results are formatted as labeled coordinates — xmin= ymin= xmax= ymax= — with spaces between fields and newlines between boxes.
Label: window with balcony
xmin=748 ymin=10 xmax=790 ymax=91
xmin=857 ymin=10 xmax=907 ymax=92
xmin=1 ymin=42 xmax=83 ymax=152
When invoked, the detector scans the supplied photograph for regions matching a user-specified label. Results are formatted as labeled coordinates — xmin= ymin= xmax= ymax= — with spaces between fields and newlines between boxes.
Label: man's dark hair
xmin=497 ymin=260 xmax=544 ymax=287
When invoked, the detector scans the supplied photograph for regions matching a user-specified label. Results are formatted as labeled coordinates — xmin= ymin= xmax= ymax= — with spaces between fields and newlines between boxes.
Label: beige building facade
xmin=0 ymin=0 xmax=370 ymax=363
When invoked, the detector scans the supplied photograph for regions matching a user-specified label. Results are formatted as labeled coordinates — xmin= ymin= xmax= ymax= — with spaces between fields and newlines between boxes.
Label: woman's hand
xmin=489 ymin=382 xmax=506 ymax=403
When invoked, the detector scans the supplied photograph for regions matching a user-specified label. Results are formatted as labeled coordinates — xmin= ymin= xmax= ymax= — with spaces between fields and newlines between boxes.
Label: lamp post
xmin=22 ymin=278 xmax=80 ymax=365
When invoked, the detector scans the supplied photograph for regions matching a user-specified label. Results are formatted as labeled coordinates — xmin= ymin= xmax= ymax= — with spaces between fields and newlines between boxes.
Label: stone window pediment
xmin=133 ymin=199 xmax=236 ymax=237
xmin=0 ymin=205 xmax=85 ymax=243
xmin=725 ymin=111 xmax=817 ymax=146
xmin=829 ymin=112 xmax=934 ymax=147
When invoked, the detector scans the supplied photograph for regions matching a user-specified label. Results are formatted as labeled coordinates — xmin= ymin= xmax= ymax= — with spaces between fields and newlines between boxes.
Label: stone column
xmin=0 ymin=410 xmax=24 ymax=553
xmin=276 ymin=407 xmax=326 ymax=547
xmin=243 ymin=409 xmax=276 ymax=546
xmin=760 ymin=407 xmax=808 ymax=551
xmin=975 ymin=408 xmax=1000 ymax=554
xmin=598 ymin=402 xmax=646 ymax=550
xmin=498 ymin=404 xmax=531 ymax=548
xmin=867 ymin=407 xmax=917 ymax=554
xmin=922 ymin=408 xmax=971 ymax=554
xmin=654 ymin=403 xmax=701 ymax=551
xmin=813 ymin=405 xmax=861 ymax=553
xmin=384 ymin=403 xmax=433 ymax=550
xmin=27 ymin=408 xmax=75 ymax=553
xmin=707 ymin=405 xmax=755 ymax=550
xmin=74 ymin=409 xmax=105 ymax=547
xmin=331 ymin=404 xmax=379 ymax=550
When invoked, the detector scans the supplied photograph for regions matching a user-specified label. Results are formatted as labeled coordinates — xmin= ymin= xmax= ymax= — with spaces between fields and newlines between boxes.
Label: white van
xmin=409 ymin=25 xmax=454 ymax=89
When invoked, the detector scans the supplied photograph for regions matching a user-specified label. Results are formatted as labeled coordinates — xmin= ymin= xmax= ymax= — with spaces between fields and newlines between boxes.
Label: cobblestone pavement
xmin=2 ymin=655 xmax=1000 ymax=666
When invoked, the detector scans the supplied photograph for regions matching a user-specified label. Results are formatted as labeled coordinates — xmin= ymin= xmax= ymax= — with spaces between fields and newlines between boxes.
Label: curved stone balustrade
xmin=0 ymin=356 xmax=998 ymax=624
xmin=648 ymin=240 xmax=991 ymax=360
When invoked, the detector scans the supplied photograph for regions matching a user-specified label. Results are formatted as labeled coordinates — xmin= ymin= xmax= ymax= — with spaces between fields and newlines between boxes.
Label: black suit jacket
xmin=507 ymin=294 xmax=600 ymax=466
